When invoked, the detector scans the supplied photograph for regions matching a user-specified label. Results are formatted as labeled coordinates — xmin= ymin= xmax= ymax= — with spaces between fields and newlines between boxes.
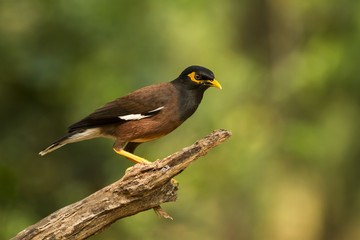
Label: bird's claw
xmin=125 ymin=166 xmax=133 ymax=173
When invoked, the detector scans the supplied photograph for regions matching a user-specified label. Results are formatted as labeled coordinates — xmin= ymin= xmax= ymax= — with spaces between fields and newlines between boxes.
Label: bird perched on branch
xmin=39 ymin=66 xmax=222 ymax=165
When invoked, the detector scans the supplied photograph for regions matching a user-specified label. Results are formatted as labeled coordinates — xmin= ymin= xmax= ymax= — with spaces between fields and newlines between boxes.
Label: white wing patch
xmin=147 ymin=106 xmax=164 ymax=113
xmin=118 ymin=106 xmax=164 ymax=121
xmin=118 ymin=114 xmax=150 ymax=121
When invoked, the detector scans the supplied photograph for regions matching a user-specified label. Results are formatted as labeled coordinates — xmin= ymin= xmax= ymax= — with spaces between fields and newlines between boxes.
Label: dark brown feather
xmin=68 ymin=83 xmax=172 ymax=132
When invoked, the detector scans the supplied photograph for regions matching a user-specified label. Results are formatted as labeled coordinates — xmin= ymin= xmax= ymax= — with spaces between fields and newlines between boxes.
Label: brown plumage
xmin=39 ymin=65 xmax=221 ymax=164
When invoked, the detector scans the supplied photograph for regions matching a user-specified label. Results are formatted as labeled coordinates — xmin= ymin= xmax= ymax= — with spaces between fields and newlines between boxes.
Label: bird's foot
xmin=125 ymin=165 xmax=178 ymax=189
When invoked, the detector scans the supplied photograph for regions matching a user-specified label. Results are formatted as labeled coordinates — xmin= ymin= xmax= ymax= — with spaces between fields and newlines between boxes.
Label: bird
xmin=39 ymin=65 xmax=222 ymax=165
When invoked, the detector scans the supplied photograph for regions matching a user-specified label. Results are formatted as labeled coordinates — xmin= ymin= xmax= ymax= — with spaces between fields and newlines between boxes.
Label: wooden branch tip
xmin=13 ymin=129 xmax=232 ymax=240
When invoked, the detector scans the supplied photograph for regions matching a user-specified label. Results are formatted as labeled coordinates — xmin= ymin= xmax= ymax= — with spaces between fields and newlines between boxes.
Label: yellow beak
xmin=209 ymin=79 xmax=222 ymax=89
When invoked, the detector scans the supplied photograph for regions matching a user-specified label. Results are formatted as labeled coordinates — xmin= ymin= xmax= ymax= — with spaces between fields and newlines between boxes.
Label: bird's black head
xmin=172 ymin=65 xmax=222 ymax=90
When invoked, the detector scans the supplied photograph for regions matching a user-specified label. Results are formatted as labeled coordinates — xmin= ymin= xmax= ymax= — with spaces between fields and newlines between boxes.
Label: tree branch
xmin=13 ymin=129 xmax=232 ymax=240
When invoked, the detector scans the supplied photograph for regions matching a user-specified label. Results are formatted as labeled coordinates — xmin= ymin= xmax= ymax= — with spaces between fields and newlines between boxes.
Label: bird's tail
xmin=39 ymin=128 xmax=101 ymax=156
xmin=39 ymin=135 xmax=71 ymax=156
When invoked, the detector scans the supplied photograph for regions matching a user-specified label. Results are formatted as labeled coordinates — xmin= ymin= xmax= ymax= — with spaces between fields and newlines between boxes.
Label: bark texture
xmin=13 ymin=129 xmax=232 ymax=240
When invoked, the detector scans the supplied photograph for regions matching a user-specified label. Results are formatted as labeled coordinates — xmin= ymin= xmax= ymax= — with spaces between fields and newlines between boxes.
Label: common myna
xmin=39 ymin=66 xmax=221 ymax=165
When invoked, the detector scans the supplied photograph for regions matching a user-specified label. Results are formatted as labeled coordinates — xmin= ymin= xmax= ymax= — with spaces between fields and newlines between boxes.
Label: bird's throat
xmin=176 ymin=87 xmax=205 ymax=122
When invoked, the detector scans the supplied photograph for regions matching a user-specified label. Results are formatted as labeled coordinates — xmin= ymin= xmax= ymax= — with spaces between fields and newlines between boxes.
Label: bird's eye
xmin=195 ymin=74 xmax=201 ymax=80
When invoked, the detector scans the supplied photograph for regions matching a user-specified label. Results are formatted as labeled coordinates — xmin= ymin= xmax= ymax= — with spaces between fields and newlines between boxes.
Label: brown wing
xmin=68 ymin=82 xmax=172 ymax=132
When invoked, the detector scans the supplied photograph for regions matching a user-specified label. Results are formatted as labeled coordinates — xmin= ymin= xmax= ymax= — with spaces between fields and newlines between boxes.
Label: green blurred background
xmin=1 ymin=1 xmax=359 ymax=239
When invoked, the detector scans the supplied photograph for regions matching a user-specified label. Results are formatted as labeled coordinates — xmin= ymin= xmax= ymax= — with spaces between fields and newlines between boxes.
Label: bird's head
xmin=175 ymin=66 xmax=222 ymax=90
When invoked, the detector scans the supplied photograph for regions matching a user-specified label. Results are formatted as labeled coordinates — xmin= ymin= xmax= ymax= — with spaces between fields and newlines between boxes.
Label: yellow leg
xmin=113 ymin=148 xmax=152 ymax=165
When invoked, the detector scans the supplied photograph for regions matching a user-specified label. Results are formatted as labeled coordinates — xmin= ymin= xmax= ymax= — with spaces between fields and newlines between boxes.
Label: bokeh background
xmin=1 ymin=1 xmax=360 ymax=239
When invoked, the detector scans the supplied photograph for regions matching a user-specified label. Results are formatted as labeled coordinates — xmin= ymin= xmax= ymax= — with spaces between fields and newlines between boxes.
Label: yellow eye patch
xmin=187 ymin=72 xmax=201 ymax=84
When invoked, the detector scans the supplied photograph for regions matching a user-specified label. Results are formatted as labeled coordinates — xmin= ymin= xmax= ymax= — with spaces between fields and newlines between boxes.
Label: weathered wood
xmin=13 ymin=129 xmax=232 ymax=240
